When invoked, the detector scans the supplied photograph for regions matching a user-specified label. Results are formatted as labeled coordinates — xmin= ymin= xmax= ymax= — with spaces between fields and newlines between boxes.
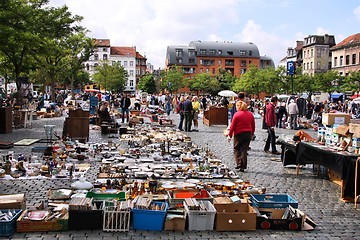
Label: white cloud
xmin=315 ymin=27 xmax=331 ymax=35
xmin=354 ymin=5 xmax=360 ymax=21
xmin=54 ymin=0 xmax=241 ymax=69
xmin=234 ymin=20 xmax=292 ymax=66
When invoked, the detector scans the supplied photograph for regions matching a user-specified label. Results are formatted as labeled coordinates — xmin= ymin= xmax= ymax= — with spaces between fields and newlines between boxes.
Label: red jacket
xmin=265 ymin=103 xmax=276 ymax=127
xmin=228 ymin=110 xmax=255 ymax=137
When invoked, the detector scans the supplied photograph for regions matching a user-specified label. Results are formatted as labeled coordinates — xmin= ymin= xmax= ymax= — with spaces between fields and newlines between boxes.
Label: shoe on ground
xmin=264 ymin=150 xmax=271 ymax=153
xmin=271 ymin=151 xmax=281 ymax=155
xmin=239 ymin=168 xmax=245 ymax=172
xmin=235 ymin=165 xmax=241 ymax=169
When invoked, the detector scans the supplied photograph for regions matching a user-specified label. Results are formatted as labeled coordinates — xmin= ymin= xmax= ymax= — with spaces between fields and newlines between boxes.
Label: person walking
xmin=276 ymin=102 xmax=287 ymax=128
xmin=227 ymin=101 xmax=255 ymax=172
xmin=120 ymin=94 xmax=131 ymax=123
xmin=178 ymin=96 xmax=185 ymax=131
xmin=183 ymin=95 xmax=193 ymax=132
xmin=192 ymin=96 xmax=200 ymax=132
xmin=287 ymin=99 xmax=299 ymax=129
xmin=264 ymin=96 xmax=281 ymax=155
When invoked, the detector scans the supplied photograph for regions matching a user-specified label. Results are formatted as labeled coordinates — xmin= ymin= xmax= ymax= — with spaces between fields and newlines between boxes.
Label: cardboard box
xmin=164 ymin=209 xmax=186 ymax=231
xmin=335 ymin=125 xmax=349 ymax=136
xmin=16 ymin=210 xmax=69 ymax=232
xmin=349 ymin=123 xmax=360 ymax=138
xmin=0 ymin=194 xmax=26 ymax=210
xmin=255 ymin=206 xmax=316 ymax=231
xmin=215 ymin=203 xmax=257 ymax=231
xmin=322 ymin=113 xmax=350 ymax=126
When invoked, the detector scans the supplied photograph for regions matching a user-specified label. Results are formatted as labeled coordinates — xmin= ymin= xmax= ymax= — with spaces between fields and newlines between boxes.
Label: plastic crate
xmin=103 ymin=206 xmax=130 ymax=232
xmin=69 ymin=210 xmax=103 ymax=230
xmin=0 ymin=209 xmax=22 ymax=237
xmin=167 ymin=189 xmax=213 ymax=207
xmin=132 ymin=201 xmax=168 ymax=231
xmin=250 ymin=194 xmax=298 ymax=208
xmin=184 ymin=200 xmax=216 ymax=231
xmin=86 ymin=191 xmax=126 ymax=201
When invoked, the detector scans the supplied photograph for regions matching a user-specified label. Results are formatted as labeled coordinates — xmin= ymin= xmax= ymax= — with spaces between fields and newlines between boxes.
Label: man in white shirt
xmin=287 ymin=99 xmax=299 ymax=129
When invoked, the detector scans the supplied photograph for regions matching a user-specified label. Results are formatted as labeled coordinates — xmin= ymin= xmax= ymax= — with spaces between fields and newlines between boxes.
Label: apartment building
xmin=84 ymin=39 xmax=147 ymax=93
xmin=331 ymin=32 xmax=360 ymax=76
xmin=302 ymin=34 xmax=336 ymax=75
xmin=166 ymin=40 xmax=274 ymax=80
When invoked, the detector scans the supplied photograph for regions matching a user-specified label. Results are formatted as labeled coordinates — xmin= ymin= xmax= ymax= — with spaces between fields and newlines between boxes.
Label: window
xmin=249 ymin=60 xmax=251 ymax=64
xmin=303 ymin=63 xmax=306 ymax=69
xmin=317 ymin=49 xmax=321 ymax=58
xmin=200 ymin=49 xmax=206 ymax=55
xmin=218 ymin=50 xmax=222 ymax=55
xmin=189 ymin=58 xmax=195 ymax=64
xmin=311 ymin=62 xmax=313 ymax=69
xmin=129 ymin=70 xmax=134 ymax=76
xmin=240 ymin=60 xmax=246 ymax=67
xmin=200 ymin=59 xmax=203 ymax=65
xmin=307 ymin=50 xmax=309 ymax=58
xmin=103 ymin=48 xmax=107 ymax=52
xmin=311 ymin=49 xmax=313 ymax=57
xmin=249 ymin=51 xmax=252 ymax=56
xmin=346 ymin=55 xmax=350 ymax=65
xmin=103 ymin=54 xmax=108 ymax=60
xmin=130 ymin=80 xmax=134 ymax=86
xmin=209 ymin=49 xmax=216 ymax=55
xmin=227 ymin=51 xmax=233 ymax=56
xmin=239 ymin=50 xmax=246 ymax=56
xmin=94 ymin=54 xmax=99 ymax=61
xmin=212 ymin=68 xmax=215 ymax=74
xmin=136 ymin=60 xmax=140 ymax=65
xmin=340 ymin=56 xmax=343 ymax=66
xmin=240 ymin=68 xmax=246 ymax=74
xmin=136 ymin=69 xmax=140 ymax=75
xmin=303 ymin=51 xmax=306 ymax=58
xmin=307 ymin=62 xmax=309 ymax=70
xmin=317 ymin=61 xmax=320 ymax=69
xmin=352 ymin=54 xmax=356 ymax=64
xmin=218 ymin=59 xmax=222 ymax=65
xmin=188 ymin=49 xmax=195 ymax=57
xmin=175 ymin=48 xmax=183 ymax=57
xmin=200 ymin=68 xmax=203 ymax=73
xmin=123 ymin=61 xmax=128 ymax=67
xmin=130 ymin=61 xmax=134 ymax=67
xmin=334 ymin=57 xmax=337 ymax=67
xmin=206 ymin=68 xmax=209 ymax=73
xmin=176 ymin=58 xmax=182 ymax=64
xmin=118 ymin=61 xmax=121 ymax=65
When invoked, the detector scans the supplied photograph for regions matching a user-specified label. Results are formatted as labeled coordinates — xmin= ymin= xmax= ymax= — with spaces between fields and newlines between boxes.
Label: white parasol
xmin=218 ymin=90 xmax=238 ymax=97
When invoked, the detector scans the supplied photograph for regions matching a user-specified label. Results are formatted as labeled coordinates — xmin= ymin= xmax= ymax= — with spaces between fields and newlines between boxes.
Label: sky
xmin=48 ymin=0 xmax=360 ymax=69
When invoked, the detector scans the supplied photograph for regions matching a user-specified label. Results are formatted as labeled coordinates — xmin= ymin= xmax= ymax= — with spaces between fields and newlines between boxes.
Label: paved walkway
xmin=0 ymin=112 xmax=359 ymax=239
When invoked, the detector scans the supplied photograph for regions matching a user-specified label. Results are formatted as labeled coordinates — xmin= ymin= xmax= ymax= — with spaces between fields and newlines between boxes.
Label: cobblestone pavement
xmin=0 ymin=112 xmax=359 ymax=240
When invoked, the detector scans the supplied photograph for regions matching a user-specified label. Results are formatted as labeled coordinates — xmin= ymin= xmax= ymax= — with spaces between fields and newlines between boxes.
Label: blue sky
xmin=49 ymin=0 xmax=360 ymax=69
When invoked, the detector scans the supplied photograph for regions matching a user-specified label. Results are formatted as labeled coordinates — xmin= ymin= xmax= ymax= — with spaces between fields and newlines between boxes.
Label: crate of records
xmin=132 ymin=196 xmax=168 ymax=231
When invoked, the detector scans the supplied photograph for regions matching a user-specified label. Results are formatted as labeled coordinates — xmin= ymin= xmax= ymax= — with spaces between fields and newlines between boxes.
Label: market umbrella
xmin=218 ymin=90 xmax=238 ymax=97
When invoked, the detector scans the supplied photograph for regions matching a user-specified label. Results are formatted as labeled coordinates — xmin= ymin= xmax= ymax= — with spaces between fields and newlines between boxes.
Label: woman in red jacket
xmin=227 ymin=101 xmax=255 ymax=172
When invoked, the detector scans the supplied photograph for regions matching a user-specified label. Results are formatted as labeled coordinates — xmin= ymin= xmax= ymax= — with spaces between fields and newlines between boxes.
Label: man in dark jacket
xmin=264 ymin=96 xmax=280 ymax=154
xmin=183 ymin=95 xmax=193 ymax=132
xmin=120 ymin=94 xmax=131 ymax=123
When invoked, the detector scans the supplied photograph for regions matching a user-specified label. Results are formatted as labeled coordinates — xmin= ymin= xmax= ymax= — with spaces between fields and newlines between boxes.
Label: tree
xmin=160 ymin=66 xmax=185 ymax=93
xmin=138 ymin=73 xmax=156 ymax=94
xmin=188 ymin=73 xmax=214 ymax=94
xmin=341 ymin=71 xmax=360 ymax=93
xmin=215 ymin=68 xmax=237 ymax=91
xmin=31 ymin=5 xmax=87 ymax=100
xmin=92 ymin=62 xmax=128 ymax=93
xmin=0 ymin=0 xmax=47 ymax=99
xmin=233 ymin=65 xmax=260 ymax=96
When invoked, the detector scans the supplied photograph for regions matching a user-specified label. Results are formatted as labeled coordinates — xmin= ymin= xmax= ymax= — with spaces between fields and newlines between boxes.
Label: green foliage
xmin=341 ymin=71 xmax=360 ymax=93
xmin=92 ymin=62 xmax=128 ymax=93
xmin=215 ymin=68 xmax=237 ymax=91
xmin=188 ymin=73 xmax=213 ymax=92
xmin=160 ymin=66 xmax=185 ymax=93
xmin=138 ymin=73 xmax=156 ymax=94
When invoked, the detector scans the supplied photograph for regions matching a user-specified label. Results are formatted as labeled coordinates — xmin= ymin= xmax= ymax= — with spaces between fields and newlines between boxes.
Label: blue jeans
xmin=178 ymin=112 xmax=184 ymax=130
xmin=264 ymin=126 xmax=277 ymax=153
xmin=121 ymin=108 xmax=129 ymax=123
